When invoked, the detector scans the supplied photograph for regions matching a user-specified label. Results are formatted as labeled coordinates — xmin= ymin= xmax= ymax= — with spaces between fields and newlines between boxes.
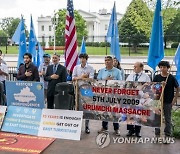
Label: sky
xmin=0 ymin=0 xmax=132 ymax=32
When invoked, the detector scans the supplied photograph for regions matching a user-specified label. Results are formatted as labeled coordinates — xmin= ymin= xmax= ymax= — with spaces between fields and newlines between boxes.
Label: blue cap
xmin=43 ymin=53 xmax=51 ymax=58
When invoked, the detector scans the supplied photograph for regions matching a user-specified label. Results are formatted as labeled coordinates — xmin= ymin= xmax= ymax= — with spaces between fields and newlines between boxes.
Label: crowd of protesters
xmin=0 ymin=50 xmax=179 ymax=138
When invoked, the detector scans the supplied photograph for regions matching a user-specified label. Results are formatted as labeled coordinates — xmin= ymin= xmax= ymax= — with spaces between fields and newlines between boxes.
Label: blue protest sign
xmin=2 ymin=106 xmax=42 ymax=136
xmin=6 ymin=81 xmax=44 ymax=109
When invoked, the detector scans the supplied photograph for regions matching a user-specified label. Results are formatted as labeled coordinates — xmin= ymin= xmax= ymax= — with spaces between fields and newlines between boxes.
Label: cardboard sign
xmin=38 ymin=109 xmax=83 ymax=140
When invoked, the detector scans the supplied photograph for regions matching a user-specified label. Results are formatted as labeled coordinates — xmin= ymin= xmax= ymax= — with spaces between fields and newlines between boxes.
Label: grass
xmin=0 ymin=46 xmax=177 ymax=56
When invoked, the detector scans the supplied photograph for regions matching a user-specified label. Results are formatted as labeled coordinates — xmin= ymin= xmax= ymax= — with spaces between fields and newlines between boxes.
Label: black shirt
xmin=153 ymin=74 xmax=179 ymax=104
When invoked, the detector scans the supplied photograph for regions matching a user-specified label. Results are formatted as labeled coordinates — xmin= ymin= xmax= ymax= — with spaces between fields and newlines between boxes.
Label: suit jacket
xmin=16 ymin=63 xmax=40 ymax=81
xmin=44 ymin=64 xmax=67 ymax=96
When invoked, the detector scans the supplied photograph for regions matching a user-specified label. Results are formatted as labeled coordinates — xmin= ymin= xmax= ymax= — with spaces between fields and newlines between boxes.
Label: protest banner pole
xmin=159 ymin=63 xmax=172 ymax=136
xmin=75 ymin=80 xmax=79 ymax=110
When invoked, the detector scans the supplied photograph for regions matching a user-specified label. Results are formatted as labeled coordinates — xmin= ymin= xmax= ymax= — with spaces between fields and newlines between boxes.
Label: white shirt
xmin=38 ymin=62 xmax=51 ymax=89
xmin=126 ymin=71 xmax=151 ymax=82
xmin=72 ymin=63 xmax=94 ymax=80
xmin=0 ymin=63 xmax=8 ymax=81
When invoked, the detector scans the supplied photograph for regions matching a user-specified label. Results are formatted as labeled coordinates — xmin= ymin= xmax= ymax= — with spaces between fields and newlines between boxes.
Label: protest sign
xmin=38 ymin=109 xmax=83 ymax=140
xmin=0 ymin=132 xmax=55 ymax=154
xmin=2 ymin=106 xmax=42 ymax=135
xmin=6 ymin=81 xmax=44 ymax=109
xmin=0 ymin=106 xmax=7 ymax=129
xmin=78 ymin=80 xmax=162 ymax=127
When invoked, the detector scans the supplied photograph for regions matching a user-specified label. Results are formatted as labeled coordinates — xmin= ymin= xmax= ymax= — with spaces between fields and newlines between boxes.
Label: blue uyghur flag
xmin=17 ymin=16 xmax=27 ymax=68
xmin=80 ymin=37 xmax=86 ymax=54
xmin=174 ymin=44 xmax=180 ymax=85
xmin=28 ymin=15 xmax=38 ymax=65
xmin=36 ymin=42 xmax=44 ymax=68
xmin=12 ymin=19 xmax=22 ymax=44
xmin=147 ymin=0 xmax=164 ymax=70
xmin=80 ymin=87 xmax=94 ymax=97
xmin=106 ymin=2 xmax=121 ymax=62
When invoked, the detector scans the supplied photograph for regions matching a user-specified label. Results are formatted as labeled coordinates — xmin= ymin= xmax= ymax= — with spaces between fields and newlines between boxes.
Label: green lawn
xmin=0 ymin=46 xmax=177 ymax=56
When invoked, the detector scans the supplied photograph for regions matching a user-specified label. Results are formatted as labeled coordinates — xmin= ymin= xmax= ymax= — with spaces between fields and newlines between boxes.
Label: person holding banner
xmin=17 ymin=53 xmax=40 ymax=81
xmin=72 ymin=53 xmax=94 ymax=134
xmin=97 ymin=56 xmax=122 ymax=136
xmin=153 ymin=61 xmax=179 ymax=137
xmin=44 ymin=53 xmax=67 ymax=109
xmin=126 ymin=62 xmax=151 ymax=137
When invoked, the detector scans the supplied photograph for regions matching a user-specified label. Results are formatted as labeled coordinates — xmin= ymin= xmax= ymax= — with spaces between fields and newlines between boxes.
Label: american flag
xmin=65 ymin=0 xmax=78 ymax=72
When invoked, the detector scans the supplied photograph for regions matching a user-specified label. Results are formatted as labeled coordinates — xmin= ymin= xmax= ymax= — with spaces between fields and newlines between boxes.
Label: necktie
xmin=53 ymin=65 xmax=57 ymax=73
xmin=135 ymin=74 xmax=139 ymax=81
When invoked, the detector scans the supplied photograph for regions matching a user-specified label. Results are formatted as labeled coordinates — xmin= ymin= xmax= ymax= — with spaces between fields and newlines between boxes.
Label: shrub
xmin=171 ymin=42 xmax=179 ymax=48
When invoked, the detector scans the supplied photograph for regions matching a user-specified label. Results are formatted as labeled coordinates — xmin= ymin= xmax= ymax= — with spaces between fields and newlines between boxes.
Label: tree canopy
xmin=55 ymin=9 xmax=87 ymax=46
xmin=118 ymin=0 xmax=152 ymax=52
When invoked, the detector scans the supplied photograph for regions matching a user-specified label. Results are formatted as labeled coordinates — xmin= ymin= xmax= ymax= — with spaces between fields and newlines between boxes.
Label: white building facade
xmin=37 ymin=9 xmax=123 ymax=46
xmin=37 ymin=15 xmax=53 ymax=47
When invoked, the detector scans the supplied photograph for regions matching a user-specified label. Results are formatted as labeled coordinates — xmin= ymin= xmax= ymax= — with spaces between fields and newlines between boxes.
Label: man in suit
xmin=44 ymin=53 xmax=67 ymax=109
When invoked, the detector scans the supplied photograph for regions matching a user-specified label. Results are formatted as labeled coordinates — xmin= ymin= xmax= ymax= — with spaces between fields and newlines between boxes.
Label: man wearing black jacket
xmin=44 ymin=53 xmax=67 ymax=109
xmin=17 ymin=53 xmax=39 ymax=81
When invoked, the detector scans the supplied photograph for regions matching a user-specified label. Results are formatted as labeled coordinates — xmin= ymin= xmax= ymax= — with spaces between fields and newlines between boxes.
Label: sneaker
xmin=85 ymin=127 xmax=90 ymax=134
xmin=98 ymin=128 xmax=108 ymax=134
xmin=114 ymin=130 xmax=121 ymax=136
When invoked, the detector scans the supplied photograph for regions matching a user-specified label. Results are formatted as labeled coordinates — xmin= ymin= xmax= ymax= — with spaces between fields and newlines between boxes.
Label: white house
xmin=78 ymin=9 xmax=123 ymax=42
xmin=37 ymin=9 xmax=123 ymax=46
xmin=37 ymin=15 xmax=53 ymax=47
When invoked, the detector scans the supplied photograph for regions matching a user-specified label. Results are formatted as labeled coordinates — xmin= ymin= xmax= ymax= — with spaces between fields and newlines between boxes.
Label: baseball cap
xmin=43 ymin=53 xmax=51 ymax=58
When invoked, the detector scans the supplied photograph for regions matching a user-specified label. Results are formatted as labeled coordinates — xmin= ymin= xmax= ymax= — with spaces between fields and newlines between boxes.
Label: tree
xmin=55 ymin=9 xmax=87 ymax=46
xmin=0 ymin=30 xmax=8 ymax=46
xmin=0 ymin=17 xmax=20 ymax=37
xmin=118 ymin=0 xmax=152 ymax=52
xmin=165 ymin=9 xmax=180 ymax=43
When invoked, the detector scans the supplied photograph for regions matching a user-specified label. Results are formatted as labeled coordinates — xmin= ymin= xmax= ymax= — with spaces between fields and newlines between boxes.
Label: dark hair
xmin=105 ymin=56 xmax=113 ymax=60
xmin=158 ymin=61 xmax=170 ymax=68
xmin=0 ymin=50 xmax=2 ymax=55
xmin=53 ymin=53 xmax=60 ymax=57
xmin=23 ymin=53 xmax=32 ymax=59
xmin=43 ymin=53 xmax=51 ymax=58
xmin=79 ymin=53 xmax=89 ymax=60
xmin=139 ymin=62 xmax=144 ymax=68
xmin=113 ymin=57 xmax=122 ymax=70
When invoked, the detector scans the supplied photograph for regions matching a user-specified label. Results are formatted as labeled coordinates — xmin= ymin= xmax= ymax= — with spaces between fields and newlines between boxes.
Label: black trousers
xmin=102 ymin=121 xmax=119 ymax=130
xmin=127 ymin=124 xmax=141 ymax=133
xmin=47 ymin=95 xmax=54 ymax=109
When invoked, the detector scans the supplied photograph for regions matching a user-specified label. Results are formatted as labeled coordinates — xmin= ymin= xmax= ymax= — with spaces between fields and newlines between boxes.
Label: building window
xmin=49 ymin=26 xmax=52 ymax=31
xmin=42 ymin=36 xmax=45 ymax=42
xmin=41 ymin=25 xmax=44 ymax=31
xmin=105 ymin=25 xmax=108 ymax=30
xmin=49 ymin=36 xmax=51 ymax=42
